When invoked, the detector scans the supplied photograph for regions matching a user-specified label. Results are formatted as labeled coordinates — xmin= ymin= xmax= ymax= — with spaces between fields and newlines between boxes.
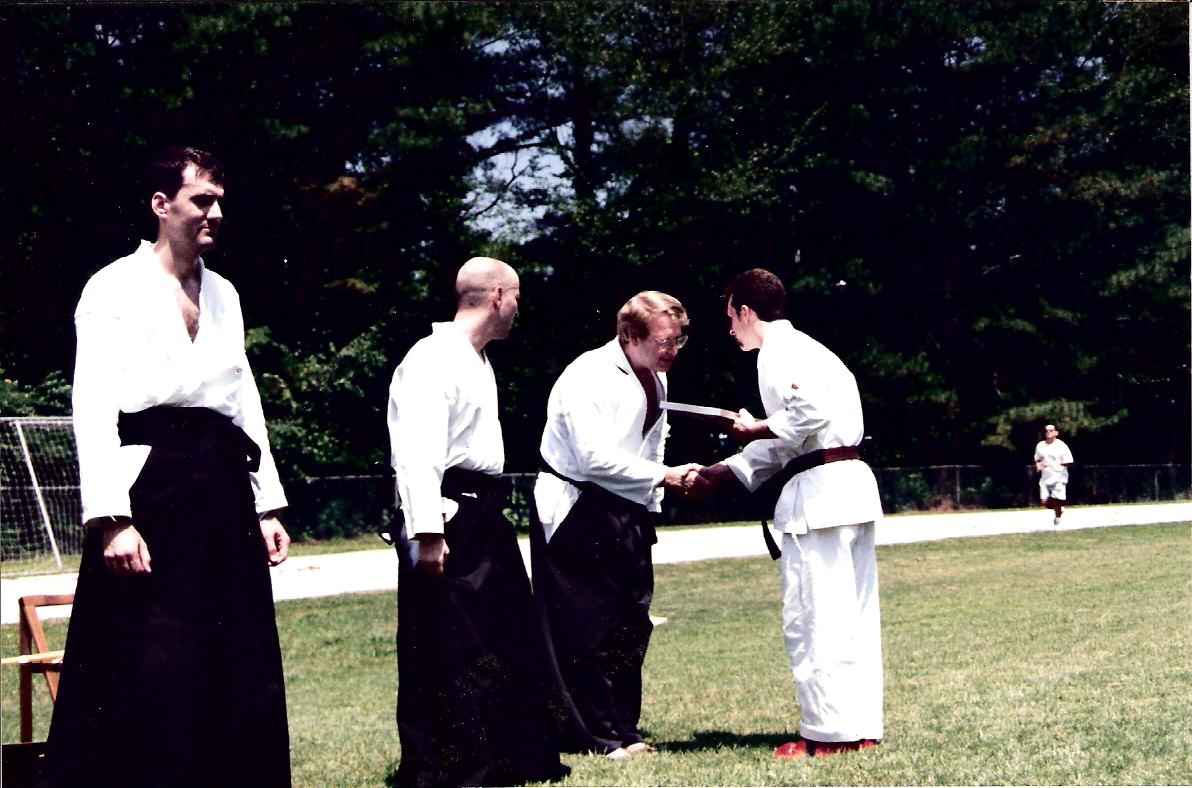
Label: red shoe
xmin=811 ymin=739 xmax=879 ymax=757
xmin=773 ymin=740 xmax=810 ymax=759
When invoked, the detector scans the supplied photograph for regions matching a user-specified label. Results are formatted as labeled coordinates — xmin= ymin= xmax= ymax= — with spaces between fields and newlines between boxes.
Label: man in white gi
xmin=387 ymin=257 xmax=567 ymax=787
xmin=532 ymin=290 xmax=701 ymax=760
xmin=48 ymin=147 xmax=291 ymax=787
xmin=1034 ymin=423 xmax=1074 ymax=526
xmin=694 ymin=268 xmax=884 ymax=759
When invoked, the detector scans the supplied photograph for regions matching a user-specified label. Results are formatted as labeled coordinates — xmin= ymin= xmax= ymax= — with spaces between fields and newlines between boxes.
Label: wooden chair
xmin=2 ymin=594 xmax=72 ymax=742
xmin=0 ymin=594 xmax=70 ymax=785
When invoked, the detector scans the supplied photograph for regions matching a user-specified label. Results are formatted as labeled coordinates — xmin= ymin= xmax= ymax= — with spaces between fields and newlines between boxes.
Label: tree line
xmin=2 ymin=1 xmax=1187 ymax=483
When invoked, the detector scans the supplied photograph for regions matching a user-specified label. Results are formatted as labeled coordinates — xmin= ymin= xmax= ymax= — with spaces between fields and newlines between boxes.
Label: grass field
xmin=4 ymin=522 xmax=1189 ymax=785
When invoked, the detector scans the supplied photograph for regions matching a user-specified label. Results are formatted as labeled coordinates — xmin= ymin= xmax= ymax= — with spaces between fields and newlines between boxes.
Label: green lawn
xmin=4 ymin=522 xmax=1189 ymax=785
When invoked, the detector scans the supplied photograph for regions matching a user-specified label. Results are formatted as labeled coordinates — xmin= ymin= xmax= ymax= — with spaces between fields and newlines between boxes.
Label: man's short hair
xmin=725 ymin=268 xmax=786 ymax=321
xmin=617 ymin=291 xmax=689 ymax=343
xmin=143 ymin=147 xmax=224 ymax=199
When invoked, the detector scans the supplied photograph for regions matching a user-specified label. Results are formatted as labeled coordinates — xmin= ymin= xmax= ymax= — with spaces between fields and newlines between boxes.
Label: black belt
xmin=538 ymin=456 xmax=604 ymax=497
xmin=537 ymin=455 xmax=645 ymax=506
xmin=380 ymin=466 xmax=510 ymax=544
xmin=118 ymin=406 xmax=261 ymax=472
xmin=755 ymin=446 xmax=862 ymax=560
xmin=441 ymin=466 xmax=512 ymax=502
xmin=537 ymin=455 xmax=655 ymax=547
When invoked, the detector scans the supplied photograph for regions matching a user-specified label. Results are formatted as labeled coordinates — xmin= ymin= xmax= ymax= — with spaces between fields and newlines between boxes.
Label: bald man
xmin=386 ymin=257 xmax=568 ymax=787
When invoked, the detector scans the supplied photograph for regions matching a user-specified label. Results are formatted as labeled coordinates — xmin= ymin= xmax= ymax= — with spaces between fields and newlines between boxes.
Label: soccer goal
xmin=1 ymin=417 xmax=83 ymax=573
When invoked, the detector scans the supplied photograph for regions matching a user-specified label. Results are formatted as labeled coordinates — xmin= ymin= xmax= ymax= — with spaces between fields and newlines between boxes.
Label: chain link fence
xmin=871 ymin=463 xmax=1191 ymax=513
xmin=279 ymin=463 xmax=1190 ymax=541
xmin=3 ymin=413 xmax=1188 ymax=574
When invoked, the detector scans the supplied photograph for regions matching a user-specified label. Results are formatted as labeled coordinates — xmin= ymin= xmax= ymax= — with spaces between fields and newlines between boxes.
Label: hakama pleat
xmin=530 ymin=489 xmax=655 ymax=754
xmin=395 ymin=490 xmax=568 ymax=787
xmin=47 ymin=407 xmax=290 ymax=788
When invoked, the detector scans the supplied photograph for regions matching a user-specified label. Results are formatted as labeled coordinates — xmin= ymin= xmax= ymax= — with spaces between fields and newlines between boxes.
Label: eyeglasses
xmin=651 ymin=334 xmax=689 ymax=351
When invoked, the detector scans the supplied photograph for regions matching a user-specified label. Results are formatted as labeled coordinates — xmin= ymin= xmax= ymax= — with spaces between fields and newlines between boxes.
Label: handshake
xmin=660 ymin=407 xmax=766 ymax=502
xmin=663 ymin=463 xmax=735 ymax=503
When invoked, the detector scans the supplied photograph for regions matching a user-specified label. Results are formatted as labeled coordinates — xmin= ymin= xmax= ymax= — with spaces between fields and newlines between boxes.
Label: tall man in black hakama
xmin=47 ymin=148 xmax=292 ymax=787
xmin=386 ymin=257 xmax=568 ymax=787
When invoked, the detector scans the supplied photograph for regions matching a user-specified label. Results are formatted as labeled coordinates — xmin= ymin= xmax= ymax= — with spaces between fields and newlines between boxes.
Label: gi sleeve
xmin=723 ymin=437 xmax=787 ymax=492
xmin=388 ymin=354 xmax=452 ymax=538
xmin=223 ymin=288 xmax=288 ymax=515
xmin=723 ymin=353 xmax=829 ymax=492
xmin=235 ymin=364 xmax=289 ymax=514
xmin=760 ymin=382 xmax=830 ymax=447
xmin=72 ymin=306 xmax=135 ymax=524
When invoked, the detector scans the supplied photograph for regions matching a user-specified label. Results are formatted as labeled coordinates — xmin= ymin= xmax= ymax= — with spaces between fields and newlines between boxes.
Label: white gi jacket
xmin=72 ymin=241 xmax=288 ymax=524
xmin=534 ymin=338 xmax=669 ymax=541
xmin=387 ymin=322 xmax=505 ymax=540
xmin=724 ymin=320 xmax=882 ymax=534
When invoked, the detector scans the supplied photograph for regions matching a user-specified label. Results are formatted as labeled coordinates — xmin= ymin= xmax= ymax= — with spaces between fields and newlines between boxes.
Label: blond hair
xmin=616 ymin=291 xmax=689 ymax=342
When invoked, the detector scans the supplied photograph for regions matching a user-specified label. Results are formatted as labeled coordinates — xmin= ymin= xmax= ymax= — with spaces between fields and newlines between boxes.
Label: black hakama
xmin=394 ymin=469 xmax=568 ymax=788
xmin=530 ymin=487 xmax=656 ymax=754
xmin=46 ymin=407 xmax=290 ymax=788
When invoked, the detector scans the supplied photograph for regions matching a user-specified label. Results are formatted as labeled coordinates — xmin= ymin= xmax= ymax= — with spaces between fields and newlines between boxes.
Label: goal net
xmin=1 ymin=417 xmax=83 ymax=572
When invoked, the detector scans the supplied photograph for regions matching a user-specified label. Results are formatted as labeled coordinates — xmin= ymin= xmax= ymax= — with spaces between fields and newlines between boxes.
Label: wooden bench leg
xmin=19 ymin=624 xmax=33 ymax=743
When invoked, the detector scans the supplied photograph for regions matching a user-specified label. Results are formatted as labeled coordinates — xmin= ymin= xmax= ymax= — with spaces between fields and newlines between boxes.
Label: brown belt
xmin=756 ymin=445 xmax=862 ymax=560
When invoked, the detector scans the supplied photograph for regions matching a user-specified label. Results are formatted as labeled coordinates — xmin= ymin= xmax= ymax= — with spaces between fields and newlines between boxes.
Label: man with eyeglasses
xmin=532 ymin=290 xmax=702 ymax=760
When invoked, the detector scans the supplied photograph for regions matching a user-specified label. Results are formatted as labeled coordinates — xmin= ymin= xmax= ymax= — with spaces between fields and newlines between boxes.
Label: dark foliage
xmin=1 ymin=2 xmax=1186 ymax=486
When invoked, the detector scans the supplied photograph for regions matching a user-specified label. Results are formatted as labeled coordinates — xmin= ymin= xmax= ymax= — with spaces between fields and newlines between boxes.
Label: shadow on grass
xmin=658 ymin=729 xmax=794 ymax=753
xmin=383 ymin=763 xmax=576 ymax=787
xmin=379 ymin=730 xmax=790 ymax=784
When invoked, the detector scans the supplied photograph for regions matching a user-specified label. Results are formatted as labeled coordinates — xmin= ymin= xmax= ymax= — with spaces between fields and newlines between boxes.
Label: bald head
xmin=456 ymin=256 xmax=518 ymax=308
xmin=451 ymin=256 xmax=521 ymax=347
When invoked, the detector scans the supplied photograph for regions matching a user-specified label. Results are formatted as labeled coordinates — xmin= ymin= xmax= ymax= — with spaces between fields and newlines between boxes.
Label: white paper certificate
xmin=661 ymin=401 xmax=737 ymax=420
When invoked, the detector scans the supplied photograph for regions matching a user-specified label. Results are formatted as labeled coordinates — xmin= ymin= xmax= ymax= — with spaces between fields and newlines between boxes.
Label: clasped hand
xmin=727 ymin=408 xmax=766 ymax=443
xmin=664 ymin=463 xmax=715 ymax=501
